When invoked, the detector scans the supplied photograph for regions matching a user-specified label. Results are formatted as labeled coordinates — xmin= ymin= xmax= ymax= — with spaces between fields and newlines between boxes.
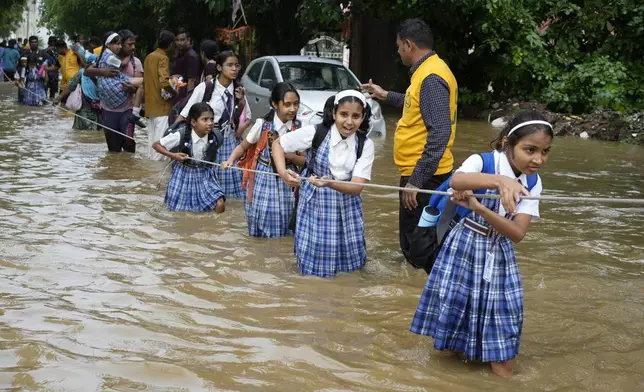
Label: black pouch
xmin=407 ymin=205 xmax=459 ymax=274
xmin=408 ymin=226 xmax=440 ymax=273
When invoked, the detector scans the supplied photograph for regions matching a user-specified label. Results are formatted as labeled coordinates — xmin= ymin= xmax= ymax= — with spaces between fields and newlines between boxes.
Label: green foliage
xmin=458 ymin=87 xmax=492 ymax=109
xmin=333 ymin=0 xmax=644 ymax=114
xmin=40 ymin=0 xmax=310 ymax=60
xmin=0 ymin=0 xmax=27 ymax=37
xmin=297 ymin=0 xmax=348 ymax=37
xmin=36 ymin=0 xmax=644 ymax=114
xmin=543 ymin=56 xmax=632 ymax=113
xmin=41 ymin=0 xmax=165 ymax=52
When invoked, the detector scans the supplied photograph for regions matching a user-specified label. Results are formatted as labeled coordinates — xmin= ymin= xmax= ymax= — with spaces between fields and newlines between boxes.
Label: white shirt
xmin=179 ymin=79 xmax=252 ymax=123
xmin=279 ymin=124 xmax=375 ymax=181
xmin=159 ymin=128 xmax=210 ymax=161
xmin=246 ymin=116 xmax=294 ymax=144
xmin=456 ymin=150 xmax=543 ymax=219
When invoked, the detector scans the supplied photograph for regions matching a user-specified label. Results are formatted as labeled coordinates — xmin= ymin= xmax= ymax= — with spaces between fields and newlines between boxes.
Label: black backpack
xmin=163 ymin=121 xmax=224 ymax=163
xmin=288 ymin=124 xmax=368 ymax=231
xmin=307 ymin=123 xmax=367 ymax=175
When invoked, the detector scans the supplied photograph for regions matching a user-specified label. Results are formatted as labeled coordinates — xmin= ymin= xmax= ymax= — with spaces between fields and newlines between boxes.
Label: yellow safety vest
xmin=394 ymin=54 xmax=458 ymax=177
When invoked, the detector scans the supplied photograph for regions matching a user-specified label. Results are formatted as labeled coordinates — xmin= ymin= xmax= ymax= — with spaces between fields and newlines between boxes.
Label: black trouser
xmin=46 ymin=77 xmax=58 ymax=99
xmin=102 ymin=109 xmax=136 ymax=153
xmin=399 ymin=173 xmax=451 ymax=264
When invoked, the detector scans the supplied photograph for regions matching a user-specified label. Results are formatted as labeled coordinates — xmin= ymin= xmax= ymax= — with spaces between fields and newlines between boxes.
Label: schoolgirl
xmin=222 ymin=82 xmax=304 ymax=238
xmin=17 ymin=54 xmax=47 ymax=106
xmin=152 ymin=102 xmax=226 ymax=213
xmin=272 ymin=90 xmax=375 ymax=277
xmin=14 ymin=56 xmax=27 ymax=102
xmin=175 ymin=50 xmax=251 ymax=199
xmin=409 ymin=110 xmax=553 ymax=377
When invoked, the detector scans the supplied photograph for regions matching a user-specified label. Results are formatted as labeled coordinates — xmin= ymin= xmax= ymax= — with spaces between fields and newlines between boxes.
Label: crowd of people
xmin=2 ymin=19 xmax=554 ymax=378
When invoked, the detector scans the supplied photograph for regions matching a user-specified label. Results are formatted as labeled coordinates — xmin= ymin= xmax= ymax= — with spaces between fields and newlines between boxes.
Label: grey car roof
xmin=258 ymin=55 xmax=345 ymax=66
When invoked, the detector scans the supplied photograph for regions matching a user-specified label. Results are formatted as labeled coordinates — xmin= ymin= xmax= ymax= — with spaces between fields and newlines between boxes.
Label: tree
xmin=0 ymin=0 xmax=27 ymax=37
xmin=37 ymin=0 xmax=644 ymax=113
xmin=40 ymin=0 xmax=311 ymax=56
xmin=246 ymin=0 xmax=312 ymax=54
xmin=304 ymin=0 xmax=644 ymax=113
xmin=40 ymin=0 xmax=230 ymax=54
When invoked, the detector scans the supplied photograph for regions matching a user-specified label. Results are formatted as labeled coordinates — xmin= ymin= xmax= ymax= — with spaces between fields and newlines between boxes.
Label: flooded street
xmin=0 ymin=84 xmax=643 ymax=391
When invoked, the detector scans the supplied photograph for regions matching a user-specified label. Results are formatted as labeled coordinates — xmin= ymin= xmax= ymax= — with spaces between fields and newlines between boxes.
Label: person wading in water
xmin=361 ymin=18 xmax=458 ymax=268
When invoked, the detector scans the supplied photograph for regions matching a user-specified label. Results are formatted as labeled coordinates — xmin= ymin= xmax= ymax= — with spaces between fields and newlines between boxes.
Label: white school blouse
xmin=246 ymin=116 xmax=293 ymax=144
xmin=179 ymin=79 xmax=252 ymax=123
xmin=160 ymin=128 xmax=210 ymax=161
xmin=279 ymin=124 xmax=375 ymax=181
xmin=456 ymin=150 xmax=543 ymax=219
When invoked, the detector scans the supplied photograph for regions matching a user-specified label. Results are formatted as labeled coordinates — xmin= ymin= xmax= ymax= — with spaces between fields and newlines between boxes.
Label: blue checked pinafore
xmin=410 ymin=188 xmax=523 ymax=363
xmin=245 ymin=121 xmax=299 ymax=238
xmin=294 ymin=133 xmax=366 ymax=277
xmin=215 ymin=127 xmax=244 ymax=199
xmin=20 ymin=68 xmax=46 ymax=106
xmin=213 ymin=90 xmax=244 ymax=199
xmin=165 ymin=139 xmax=225 ymax=212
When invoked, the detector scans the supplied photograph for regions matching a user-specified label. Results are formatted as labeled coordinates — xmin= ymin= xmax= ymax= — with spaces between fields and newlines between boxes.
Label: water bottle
xmin=418 ymin=206 xmax=441 ymax=228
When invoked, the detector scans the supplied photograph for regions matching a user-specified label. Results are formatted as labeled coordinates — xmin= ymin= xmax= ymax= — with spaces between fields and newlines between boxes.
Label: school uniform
xmin=280 ymin=124 xmax=375 ymax=277
xmin=244 ymin=117 xmax=301 ymax=238
xmin=410 ymin=150 xmax=542 ymax=363
xmin=97 ymin=49 xmax=133 ymax=109
xmin=20 ymin=67 xmax=46 ymax=106
xmin=159 ymin=127 xmax=225 ymax=212
xmin=179 ymin=79 xmax=252 ymax=199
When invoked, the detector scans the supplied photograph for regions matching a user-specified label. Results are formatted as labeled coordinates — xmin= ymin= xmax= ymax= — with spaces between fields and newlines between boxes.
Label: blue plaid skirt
xmin=20 ymin=81 xmax=46 ymax=106
xmin=165 ymin=162 xmax=225 ymax=212
xmin=295 ymin=181 xmax=366 ymax=277
xmin=409 ymin=189 xmax=523 ymax=363
xmin=245 ymin=160 xmax=295 ymax=238
xmin=215 ymin=132 xmax=244 ymax=199
xmin=294 ymin=135 xmax=366 ymax=277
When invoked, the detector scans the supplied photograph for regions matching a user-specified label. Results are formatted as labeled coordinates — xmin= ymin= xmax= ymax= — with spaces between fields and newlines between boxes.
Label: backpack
xmin=288 ymin=124 xmax=368 ymax=231
xmin=238 ymin=118 xmax=302 ymax=204
xmin=307 ymin=124 xmax=367 ymax=175
xmin=162 ymin=121 xmax=224 ymax=163
xmin=407 ymin=151 xmax=539 ymax=273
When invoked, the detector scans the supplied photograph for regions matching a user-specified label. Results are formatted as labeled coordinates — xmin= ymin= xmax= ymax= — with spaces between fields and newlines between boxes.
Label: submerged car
xmin=241 ymin=55 xmax=386 ymax=138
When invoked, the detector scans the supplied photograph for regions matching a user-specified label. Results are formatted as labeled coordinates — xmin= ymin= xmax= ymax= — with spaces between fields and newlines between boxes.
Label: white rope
xmin=5 ymin=70 xmax=644 ymax=205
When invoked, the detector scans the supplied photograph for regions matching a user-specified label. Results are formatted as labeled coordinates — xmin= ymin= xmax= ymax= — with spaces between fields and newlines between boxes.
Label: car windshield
xmin=278 ymin=61 xmax=361 ymax=91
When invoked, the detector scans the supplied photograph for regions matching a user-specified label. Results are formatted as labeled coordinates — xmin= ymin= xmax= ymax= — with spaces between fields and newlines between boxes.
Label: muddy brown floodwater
xmin=0 ymin=85 xmax=643 ymax=391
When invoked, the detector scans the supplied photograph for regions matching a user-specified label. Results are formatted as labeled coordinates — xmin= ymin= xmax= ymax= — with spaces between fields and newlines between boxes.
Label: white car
xmin=241 ymin=55 xmax=386 ymax=138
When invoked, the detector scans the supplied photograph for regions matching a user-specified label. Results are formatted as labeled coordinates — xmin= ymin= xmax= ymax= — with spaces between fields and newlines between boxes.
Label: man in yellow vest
xmin=362 ymin=18 xmax=458 ymax=265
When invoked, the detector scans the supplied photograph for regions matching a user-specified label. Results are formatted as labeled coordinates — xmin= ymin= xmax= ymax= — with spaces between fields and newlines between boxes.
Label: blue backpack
xmin=407 ymin=151 xmax=539 ymax=273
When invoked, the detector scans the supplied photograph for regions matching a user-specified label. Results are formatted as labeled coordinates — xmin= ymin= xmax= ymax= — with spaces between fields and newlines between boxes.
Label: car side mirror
xmin=260 ymin=79 xmax=274 ymax=90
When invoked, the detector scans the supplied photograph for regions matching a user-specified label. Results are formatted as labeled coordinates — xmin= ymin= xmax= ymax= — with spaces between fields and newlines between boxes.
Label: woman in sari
xmin=55 ymin=55 xmax=101 ymax=131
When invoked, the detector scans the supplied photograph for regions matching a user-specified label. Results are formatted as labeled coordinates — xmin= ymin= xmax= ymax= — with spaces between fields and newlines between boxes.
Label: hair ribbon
xmin=508 ymin=120 xmax=552 ymax=137
xmin=334 ymin=90 xmax=366 ymax=106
